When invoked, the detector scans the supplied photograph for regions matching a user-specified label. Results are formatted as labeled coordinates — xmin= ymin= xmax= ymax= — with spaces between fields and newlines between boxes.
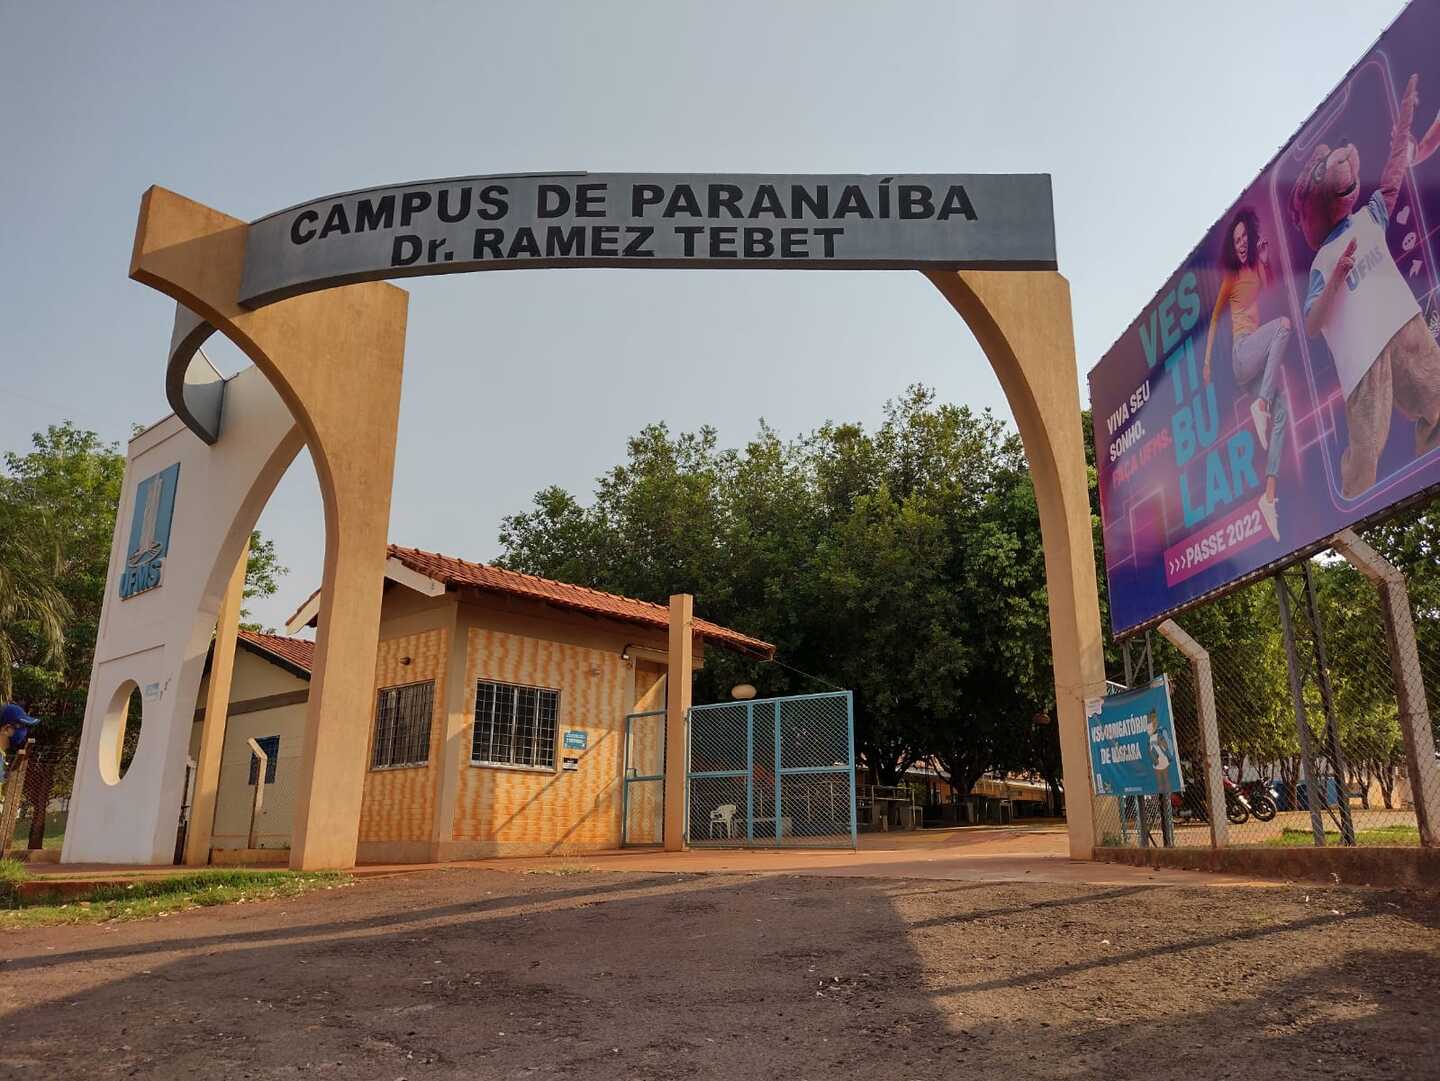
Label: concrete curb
xmin=1095 ymin=845 xmax=1440 ymax=888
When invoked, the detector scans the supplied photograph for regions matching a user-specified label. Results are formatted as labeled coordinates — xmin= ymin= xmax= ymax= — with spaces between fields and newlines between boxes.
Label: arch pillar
xmin=129 ymin=187 xmax=409 ymax=870
xmin=927 ymin=269 xmax=1104 ymax=858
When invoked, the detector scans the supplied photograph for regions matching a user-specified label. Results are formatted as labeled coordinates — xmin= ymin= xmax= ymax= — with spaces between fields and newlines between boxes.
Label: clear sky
xmin=0 ymin=0 xmax=1408 ymax=631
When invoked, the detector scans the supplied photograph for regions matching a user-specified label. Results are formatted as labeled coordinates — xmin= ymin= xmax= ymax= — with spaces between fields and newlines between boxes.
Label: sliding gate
xmin=687 ymin=691 xmax=856 ymax=849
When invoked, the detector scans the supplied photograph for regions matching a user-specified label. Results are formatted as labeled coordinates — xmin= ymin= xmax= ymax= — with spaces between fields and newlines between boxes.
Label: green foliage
xmin=240 ymin=529 xmax=288 ymax=632
xmin=499 ymin=386 xmax=1061 ymax=790
xmin=3 ymin=423 xmax=121 ymax=720
xmin=0 ymin=869 xmax=348 ymax=927
xmin=0 ymin=859 xmax=26 ymax=907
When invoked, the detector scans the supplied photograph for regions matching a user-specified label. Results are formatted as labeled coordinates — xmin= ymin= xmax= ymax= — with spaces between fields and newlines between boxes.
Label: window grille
xmin=248 ymin=735 xmax=279 ymax=785
xmin=371 ymin=681 xmax=435 ymax=769
xmin=472 ymin=679 xmax=559 ymax=770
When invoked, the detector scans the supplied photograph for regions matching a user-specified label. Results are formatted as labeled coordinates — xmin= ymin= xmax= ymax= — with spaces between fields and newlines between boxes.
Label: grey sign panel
xmin=239 ymin=172 xmax=1055 ymax=307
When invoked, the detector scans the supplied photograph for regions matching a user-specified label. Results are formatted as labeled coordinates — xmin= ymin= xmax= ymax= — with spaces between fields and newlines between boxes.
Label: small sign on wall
xmin=562 ymin=730 xmax=588 ymax=750
xmin=562 ymin=756 xmax=580 ymax=772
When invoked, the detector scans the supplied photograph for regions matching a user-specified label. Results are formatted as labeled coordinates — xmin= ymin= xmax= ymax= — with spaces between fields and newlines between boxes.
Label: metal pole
xmin=773 ymin=701 xmax=783 ymax=844
xmin=745 ymin=702 xmax=755 ymax=845
xmin=1301 ymin=561 xmax=1356 ymax=846
xmin=1157 ymin=619 xmax=1228 ymax=848
xmin=846 ymin=693 xmax=859 ymax=850
xmin=1120 ymin=640 xmax=1141 ymax=845
xmin=1150 ymin=628 xmax=1175 ymax=848
xmin=1332 ymin=528 xmax=1440 ymax=846
xmin=621 ymin=715 xmax=632 ymax=847
xmin=1275 ymin=573 xmax=1327 ymax=846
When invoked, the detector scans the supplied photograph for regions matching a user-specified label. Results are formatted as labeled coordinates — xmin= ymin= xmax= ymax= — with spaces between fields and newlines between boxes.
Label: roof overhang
xmin=284 ymin=556 xmax=448 ymax=633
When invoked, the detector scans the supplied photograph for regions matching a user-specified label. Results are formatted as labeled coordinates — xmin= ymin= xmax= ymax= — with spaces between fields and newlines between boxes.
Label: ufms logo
xmin=119 ymin=463 xmax=180 ymax=600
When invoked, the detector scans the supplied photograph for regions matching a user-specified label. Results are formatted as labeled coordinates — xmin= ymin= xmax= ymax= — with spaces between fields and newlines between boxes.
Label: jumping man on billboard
xmin=1293 ymin=73 xmax=1440 ymax=498
xmin=1202 ymin=206 xmax=1290 ymax=540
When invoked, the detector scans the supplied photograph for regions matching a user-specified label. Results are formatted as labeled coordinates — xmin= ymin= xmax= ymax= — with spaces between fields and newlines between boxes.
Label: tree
xmin=499 ymin=386 xmax=1062 ymax=795
xmin=4 ymin=424 xmax=124 ymax=847
xmin=0 ymin=486 xmax=70 ymax=702
xmin=240 ymin=530 xmax=289 ymax=632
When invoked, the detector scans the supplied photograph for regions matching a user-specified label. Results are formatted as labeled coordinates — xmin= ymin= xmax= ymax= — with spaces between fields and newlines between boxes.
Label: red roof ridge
xmin=388 ymin=543 xmax=678 ymax=616
xmin=236 ymin=628 xmax=316 ymax=674
xmin=385 ymin=543 xmax=772 ymax=657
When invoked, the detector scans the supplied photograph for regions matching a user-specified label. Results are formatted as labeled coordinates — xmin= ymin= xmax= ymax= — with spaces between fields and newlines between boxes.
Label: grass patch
xmin=1264 ymin=824 xmax=1421 ymax=847
xmin=11 ymin=811 xmax=67 ymax=850
xmin=0 ymin=868 xmax=349 ymax=929
xmin=523 ymin=864 xmax=597 ymax=876
xmin=0 ymin=859 xmax=26 ymax=907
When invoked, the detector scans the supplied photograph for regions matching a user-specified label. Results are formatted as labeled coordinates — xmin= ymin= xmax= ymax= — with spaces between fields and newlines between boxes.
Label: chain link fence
xmin=1 ymin=741 xmax=76 ymax=859
xmin=687 ymin=691 xmax=856 ymax=848
xmin=1096 ymin=524 xmax=1440 ymax=853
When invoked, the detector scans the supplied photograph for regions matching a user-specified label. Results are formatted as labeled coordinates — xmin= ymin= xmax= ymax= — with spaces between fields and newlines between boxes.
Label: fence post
xmin=1332 ymin=528 xmax=1440 ymax=848
xmin=1157 ymin=620 xmax=1228 ymax=848
xmin=773 ymin=700 xmax=783 ymax=844
xmin=846 ymin=692 xmax=859 ymax=850
xmin=1301 ymin=561 xmax=1356 ymax=846
xmin=245 ymin=737 xmax=268 ymax=851
xmin=0 ymin=740 xmax=34 ymax=860
xmin=745 ymin=701 xmax=755 ymax=845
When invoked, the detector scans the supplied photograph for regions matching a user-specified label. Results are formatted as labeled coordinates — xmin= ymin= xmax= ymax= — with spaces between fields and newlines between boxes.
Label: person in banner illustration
xmin=1292 ymin=72 xmax=1440 ymax=498
xmin=1146 ymin=708 xmax=1173 ymax=801
xmin=1202 ymin=206 xmax=1290 ymax=541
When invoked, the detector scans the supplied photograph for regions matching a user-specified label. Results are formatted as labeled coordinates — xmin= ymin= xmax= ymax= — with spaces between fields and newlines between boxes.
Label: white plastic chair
xmin=709 ymin=803 xmax=738 ymax=839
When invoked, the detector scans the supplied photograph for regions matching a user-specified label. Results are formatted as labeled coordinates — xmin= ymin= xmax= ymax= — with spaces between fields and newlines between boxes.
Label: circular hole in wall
xmin=97 ymin=681 xmax=143 ymax=785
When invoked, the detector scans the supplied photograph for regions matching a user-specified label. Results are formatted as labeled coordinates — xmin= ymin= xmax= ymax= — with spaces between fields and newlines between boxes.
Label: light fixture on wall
xmin=730 ymin=683 xmax=757 ymax=701
xmin=400 ymin=656 xmax=412 ymax=667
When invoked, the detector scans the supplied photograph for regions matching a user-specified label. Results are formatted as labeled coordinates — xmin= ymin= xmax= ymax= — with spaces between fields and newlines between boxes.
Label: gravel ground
xmin=1 ymin=867 xmax=1437 ymax=1080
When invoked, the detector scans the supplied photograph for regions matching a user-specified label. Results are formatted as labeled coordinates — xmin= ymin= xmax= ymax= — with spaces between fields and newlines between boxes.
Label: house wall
xmin=191 ymin=648 xmax=310 ymax=850
xmin=435 ymin=596 xmax=673 ymax=859
xmin=354 ymin=592 xmax=454 ymax=861
xmin=201 ymin=584 xmax=692 ymax=863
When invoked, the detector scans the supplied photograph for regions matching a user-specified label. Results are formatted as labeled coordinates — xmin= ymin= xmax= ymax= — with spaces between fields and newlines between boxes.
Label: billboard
xmin=1086 ymin=677 xmax=1183 ymax=798
xmin=1090 ymin=1 xmax=1440 ymax=635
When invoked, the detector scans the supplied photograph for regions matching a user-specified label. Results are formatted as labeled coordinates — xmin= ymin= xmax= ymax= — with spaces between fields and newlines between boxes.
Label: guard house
xmin=190 ymin=545 xmax=773 ymax=863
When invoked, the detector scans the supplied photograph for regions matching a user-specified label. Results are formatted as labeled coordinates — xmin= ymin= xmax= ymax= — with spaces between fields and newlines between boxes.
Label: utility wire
xmin=766 ymin=656 xmax=844 ymax=692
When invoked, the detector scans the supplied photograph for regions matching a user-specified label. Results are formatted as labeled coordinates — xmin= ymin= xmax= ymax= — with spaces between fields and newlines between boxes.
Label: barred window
xmin=248 ymin=735 xmax=279 ymax=785
xmin=472 ymin=680 xmax=559 ymax=770
xmin=371 ymin=681 xmax=435 ymax=769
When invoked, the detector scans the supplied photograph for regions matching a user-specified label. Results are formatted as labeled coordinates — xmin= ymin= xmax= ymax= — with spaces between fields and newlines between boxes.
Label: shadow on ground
xmin=1 ymin=867 xmax=1436 ymax=1080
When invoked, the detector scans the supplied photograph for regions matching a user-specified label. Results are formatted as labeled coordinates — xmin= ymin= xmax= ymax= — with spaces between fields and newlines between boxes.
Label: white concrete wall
xmin=63 ymin=367 xmax=304 ymax=864
xmin=190 ymin=649 xmax=310 ymax=850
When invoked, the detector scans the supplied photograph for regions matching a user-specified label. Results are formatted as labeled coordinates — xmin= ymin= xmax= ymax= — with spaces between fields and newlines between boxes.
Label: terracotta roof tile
xmin=237 ymin=629 xmax=316 ymax=675
xmin=387 ymin=544 xmax=774 ymax=658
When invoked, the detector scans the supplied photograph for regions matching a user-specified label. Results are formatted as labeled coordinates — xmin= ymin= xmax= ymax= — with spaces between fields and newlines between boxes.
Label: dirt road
xmin=2 ymin=867 xmax=1437 ymax=1080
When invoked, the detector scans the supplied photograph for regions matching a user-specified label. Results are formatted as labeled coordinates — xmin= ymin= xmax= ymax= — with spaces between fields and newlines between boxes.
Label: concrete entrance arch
xmin=74 ymin=179 xmax=1103 ymax=869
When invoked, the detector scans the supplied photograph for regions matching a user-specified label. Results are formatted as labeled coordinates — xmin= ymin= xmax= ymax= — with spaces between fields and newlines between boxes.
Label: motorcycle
xmin=1238 ymin=778 xmax=1278 ymax=822
xmin=1171 ymin=775 xmax=1253 ymax=825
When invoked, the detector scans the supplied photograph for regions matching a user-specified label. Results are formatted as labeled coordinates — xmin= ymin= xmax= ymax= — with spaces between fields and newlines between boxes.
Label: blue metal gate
xmin=686 ymin=691 xmax=856 ymax=848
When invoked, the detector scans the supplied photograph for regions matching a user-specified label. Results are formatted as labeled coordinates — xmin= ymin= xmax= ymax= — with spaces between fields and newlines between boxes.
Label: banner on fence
xmin=1090 ymin=0 xmax=1440 ymax=634
xmin=1086 ymin=677 xmax=1183 ymax=798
